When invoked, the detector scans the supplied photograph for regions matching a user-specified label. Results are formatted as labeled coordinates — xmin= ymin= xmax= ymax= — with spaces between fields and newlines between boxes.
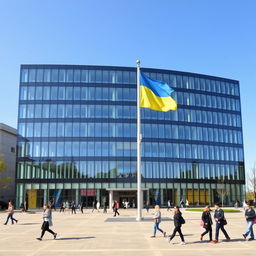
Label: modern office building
xmin=16 ymin=65 xmax=245 ymax=209
xmin=0 ymin=123 xmax=17 ymax=204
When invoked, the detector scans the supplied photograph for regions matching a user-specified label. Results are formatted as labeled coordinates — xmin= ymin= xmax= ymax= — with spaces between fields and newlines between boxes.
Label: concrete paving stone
xmin=0 ymin=208 xmax=255 ymax=256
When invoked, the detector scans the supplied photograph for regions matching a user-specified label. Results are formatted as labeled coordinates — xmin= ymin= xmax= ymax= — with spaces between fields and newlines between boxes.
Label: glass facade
xmin=16 ymin=65 xmax=245 ymax=208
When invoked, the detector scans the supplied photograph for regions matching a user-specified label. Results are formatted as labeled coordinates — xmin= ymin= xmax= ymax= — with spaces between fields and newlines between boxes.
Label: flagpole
xmin=136 ymin=60 xmax=142 ymax=221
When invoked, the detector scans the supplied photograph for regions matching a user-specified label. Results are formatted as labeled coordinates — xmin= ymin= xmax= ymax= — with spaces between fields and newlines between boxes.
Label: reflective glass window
xmin=95 ymin=70 xmax=102 ymax=83
xmin=34 ymin=123 xmax=41 ymax=137
xmin=215 ymin=81 xmax=221 ymax=93
xmin=200 ymin=78 xmax=205 ymax=91
xmin=51 ymin=87 xmax=58 ymax=100
xmin=66 ymin=87 xmax=73 ymax=100
xmin=59 ymin=69 xmax=65 ymax=82
xmin=57 ymin=123 xmax=64 ymax=137
xmin=28 ymin=69 xmax=36 ymax=82
xmin=80 ymin=142 xmax=87 ymax=156
xmin=34 ymin=104 xmax=42 ymax=118
xmin=102 ymin=70 xmax=109 ymax=83
xmin=51 ymin=69 xmax=58 ymax=82
xmin=73 ymin=87 xmax=80 ymax=100
xmin=81 ymin=87 xmax=87 ymax=100
xmin=130 ymin=72 xmax=136 ymax=84
xmin=44 ymin=69 xmax=51 ymax=82
xmin=27 ymin=87 xmax=35 ymax=100
xmin=49 ymin=142 xmax=56 ymax=157
xmin=95 ymin=87 xmax=102 ymax=100
xmin=43 ymin=87 xmax=50 ymax=100
xmin=64 ymin=142 xmax=72 ymax=156
xmin=74 ymin=70 xmax=81 ymax=82
xmin=42 ymin=104 xmax=49 ymax=118
xmin=80 ymin=123 xmax=87 ymax=137
xmin=57 ymin=142 xmax=64 ymax=157
xmin=21 ymin=69 xmax=28 ymax=82
xmin=49 ymin=123 xmax=57 ymax=137
xmin=20 ymin=87 xmax=27 ymax=100
xmin=35 ymin=86 xmax=43 ymax=100
xmin=65 ymin=123 xmax=72 ymax=137
xmin=102 ymin=88 xmax=110 ymax=100
xmin=42 ymin=123 xmax=49 ymax=137
xmin=73 ymin=123 xmax=80 ymax=137
xmin=194 ymin=78 xmax=200 ymax=90
xmin=50 ymin=104 xmax=57 ymax=118
xmin=88 ymin=123 xmax=95 ymax=136
xmin=88 ymin=87 xmax=95 ymax=100
xmin=27 ymin=104 xmax=34 ymax=118
xmin=81 ymin=70 xmax=88 ymax=82
xmin=66 ymin=69 xmax=73 ymax=82
xmin=57 ymin=87 xmax=65 ymax=100
xmin=89 ymin=70 xmax=95 ymax=82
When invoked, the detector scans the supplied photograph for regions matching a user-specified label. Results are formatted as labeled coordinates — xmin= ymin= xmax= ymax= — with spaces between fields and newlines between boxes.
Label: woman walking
xmin=37 ymin=204 xmax=57 ymax=241
xmin=113 ymin=200 xmax=120 ymax=217
xmin=151 ymin=205 xmax=166 ymax=238
xmin=167 ymin=206 xmax=186 ymax=245
xmin=242 ymin=200 xmax=256 ymax=241
xmin=4 ymin=202 xmax=18 ymax=225
xmin=200 ymin=205 xmax=213 ymax=242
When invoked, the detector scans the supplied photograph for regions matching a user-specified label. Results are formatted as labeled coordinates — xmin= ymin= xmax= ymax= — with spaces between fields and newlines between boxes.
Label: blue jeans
xmin=244 ymin=221 xmax=254 ymax=239
xmin=153 ymin=223 xmax=164 ymax=236
xmin=5 ymin=214 xmax=17 ymax=224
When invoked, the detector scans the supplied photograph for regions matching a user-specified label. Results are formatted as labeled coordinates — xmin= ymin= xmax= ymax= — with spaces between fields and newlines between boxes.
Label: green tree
xmin=0 ymin=155 xmax=11 ymax=189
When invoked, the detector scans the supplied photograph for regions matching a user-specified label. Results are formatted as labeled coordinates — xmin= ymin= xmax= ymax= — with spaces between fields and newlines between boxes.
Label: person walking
xmin=103 ymin=201 xmax=108 ymax=213
xmin=212 ymin=203 xmax=230 ymax=243
xmin=200 ymin=205 xmax=213 ymax=242
xmin=167 ymin=206 xmax=186 ymax=245
xmin=36 ymin=204 xmax=57 ymax=241
xmin=185 ymin=199 xmax=189 ymax=208
xmin=80 ymin=202 xmax=85 ymax=214
xmin=145 ymin=201 xmax=150 ymax=213
xmin=59 ymin=202 xmax=65 ymax=213
xmin=113 ymin=200 xmax=120 ymax=217
xmin=180 ymin=199 xmax=185 ymax=208
xmin=71 ymin=201 xmax=76 ymax=214
xmin=92 ymin=201 xmax=96 ymax=212
xmin=151 ymin=205 xmax=166 ymax=238
xmin=4 ymin=202 xmax=18 ymax=225
xmin=242 ymin=200 xmax=256 ymax=241
xmin=96 ymin=201 xmax=100 ymax=212
xmin=167 ymin=200 xmax=171 ymax=211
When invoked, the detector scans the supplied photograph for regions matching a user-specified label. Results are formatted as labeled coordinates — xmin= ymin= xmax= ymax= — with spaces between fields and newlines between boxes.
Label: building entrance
xmin=116 ymin=191 xmax=137 ymax=208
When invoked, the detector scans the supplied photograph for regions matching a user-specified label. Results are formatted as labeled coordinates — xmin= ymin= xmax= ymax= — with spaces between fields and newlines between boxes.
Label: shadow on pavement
xmin=19 ymin=223 xmax=40 ymax=225
xmin=56 ymin=236 xmax=96 ymax=240
xmin=105 ymin=217 xmax=173 ymax=222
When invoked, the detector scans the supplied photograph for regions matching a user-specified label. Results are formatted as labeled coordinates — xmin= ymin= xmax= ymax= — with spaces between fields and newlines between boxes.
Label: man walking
xmin=212 ymin=203 xmax=230 ymax=243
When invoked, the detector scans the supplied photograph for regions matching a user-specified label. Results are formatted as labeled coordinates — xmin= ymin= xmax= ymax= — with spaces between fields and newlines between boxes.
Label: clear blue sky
xmin=0 ymin=0 xmax=255 ymax=174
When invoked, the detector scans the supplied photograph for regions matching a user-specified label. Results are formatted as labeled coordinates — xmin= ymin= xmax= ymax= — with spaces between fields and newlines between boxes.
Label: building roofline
xmin=20 ymin=64 xmax=239 ymax=84
xmin=0 ymin=123 xmax=17 ymax=136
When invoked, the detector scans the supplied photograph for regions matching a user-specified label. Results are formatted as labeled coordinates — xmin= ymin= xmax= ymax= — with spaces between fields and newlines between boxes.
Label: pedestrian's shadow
xmin=224 ymin=238 xmax=246 ymax=242
xmin=19 ymin=223 xmax=40 ymax=225
xmin=56 ymin=236 xmax=95 ymax=241
xmin=189 ymin=238 xmax=245 ymax=244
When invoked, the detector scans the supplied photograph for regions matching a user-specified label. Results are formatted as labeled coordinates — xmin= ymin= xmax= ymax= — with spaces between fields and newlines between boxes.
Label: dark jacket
xmin=173 ymin=212 xmax=184 ymax=227
xmin=214 ymin=208 xmax=226 ymax=224
xmin=245 ymin=208 xmax=256 ymax=221
xmin=201 ymin=211 xmax=213 ymax=227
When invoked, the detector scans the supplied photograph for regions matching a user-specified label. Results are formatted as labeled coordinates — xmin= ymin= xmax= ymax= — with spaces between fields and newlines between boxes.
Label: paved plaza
xmin=0 ymin=208 xmax=255 ymax=256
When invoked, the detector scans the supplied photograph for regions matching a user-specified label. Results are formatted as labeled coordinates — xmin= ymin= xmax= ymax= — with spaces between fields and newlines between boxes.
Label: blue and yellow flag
xmin=140 ymin=72 xmax=177 ymax=112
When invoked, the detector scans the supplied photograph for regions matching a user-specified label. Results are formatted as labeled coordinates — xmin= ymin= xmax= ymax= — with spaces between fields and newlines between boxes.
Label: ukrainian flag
xmin=140 ymin=72 xmax=177 ymax=112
